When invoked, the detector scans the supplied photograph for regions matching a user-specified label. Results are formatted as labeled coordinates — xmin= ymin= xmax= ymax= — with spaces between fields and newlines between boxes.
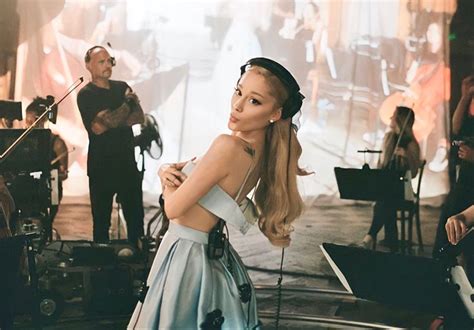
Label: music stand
xmin=321 ymin=243 xmax=472 ymax=325
xmin=334 ymin=167 xmax=406 ymax=202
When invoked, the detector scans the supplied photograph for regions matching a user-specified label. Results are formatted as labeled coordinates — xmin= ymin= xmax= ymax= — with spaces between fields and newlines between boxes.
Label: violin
xmin=386 ymin=154 xmax=408 ymax=172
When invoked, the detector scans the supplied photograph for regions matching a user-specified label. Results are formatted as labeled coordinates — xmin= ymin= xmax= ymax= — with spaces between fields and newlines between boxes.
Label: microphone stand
xmin=0 ymin=77 xmax=84 ymax=163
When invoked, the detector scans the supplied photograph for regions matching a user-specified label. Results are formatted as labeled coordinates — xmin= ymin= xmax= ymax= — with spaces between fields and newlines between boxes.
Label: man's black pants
xmin=89 ymin=171 xmax=144 ymax=245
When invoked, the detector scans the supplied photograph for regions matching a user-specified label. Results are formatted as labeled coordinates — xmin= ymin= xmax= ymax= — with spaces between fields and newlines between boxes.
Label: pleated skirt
xmin=128 ymin=221 xmax=259 ymax=329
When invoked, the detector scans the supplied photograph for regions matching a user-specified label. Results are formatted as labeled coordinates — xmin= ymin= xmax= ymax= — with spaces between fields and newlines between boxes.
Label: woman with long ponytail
xmin=128 ymin=58 xmax=309 ymax=329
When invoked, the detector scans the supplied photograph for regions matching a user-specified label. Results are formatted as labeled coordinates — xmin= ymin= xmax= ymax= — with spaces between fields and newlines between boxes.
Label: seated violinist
xmin=362 ymin=106 xmax=421 ymax=251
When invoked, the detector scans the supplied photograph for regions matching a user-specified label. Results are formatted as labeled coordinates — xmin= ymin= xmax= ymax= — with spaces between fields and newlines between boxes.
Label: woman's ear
xmin=270 ymin=108 xmax=283 ymax=122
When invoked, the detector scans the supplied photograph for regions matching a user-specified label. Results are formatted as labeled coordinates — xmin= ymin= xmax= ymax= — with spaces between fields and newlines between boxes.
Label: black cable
xmin=245 ymin=265 xmax=336 ymax=280
xmin=148 ymin=211 xmax=163 ymax=238
xmin=274 ymin=120 xmax=293 ymax=328
xmin=275 ymin=247 xmax=285 ymax=330
xmin=224 ymin=222 xmax=233 ymax=275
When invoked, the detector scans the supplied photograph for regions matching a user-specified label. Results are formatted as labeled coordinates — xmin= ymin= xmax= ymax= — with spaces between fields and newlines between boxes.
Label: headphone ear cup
xmin=85 ymin=50 xmax=91 ymax=63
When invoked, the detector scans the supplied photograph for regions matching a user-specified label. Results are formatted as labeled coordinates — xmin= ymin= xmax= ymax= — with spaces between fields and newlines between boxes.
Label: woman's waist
xmin=168 ymin=208 xmax=220 ymax=244
xmin=167 ymin=221 xmax=210 ymax=244
xmin=170 ymin=206 xmax=219 ymax=232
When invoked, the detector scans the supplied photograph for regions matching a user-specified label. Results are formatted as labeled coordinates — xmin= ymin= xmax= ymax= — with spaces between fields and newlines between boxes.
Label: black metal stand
xmin=321 ymin=242 xmax=474 ymax=329
xmin=334 ymin=167 xmax=407 ymax=202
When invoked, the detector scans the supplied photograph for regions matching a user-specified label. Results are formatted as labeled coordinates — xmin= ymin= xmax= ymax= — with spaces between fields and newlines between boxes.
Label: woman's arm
xmin=378 ymin=133 xmax=391 ymax=168
xmin=404 ymin=140 xmax=421 ymax=178
xmin=158 ymin=160 xmax=189 ymax=191
xmin=163 ymin=135 xmax=241 ymax=220
xmin=53 ymin=136 xmax=69 ymax=181
xmin=390 ymin=139 xmax=420 ymax=176
xmin=446 ymin=205 xmax=474 ymax=245
xmin=452 ymin=76 xmax=474 ymax=136
xmin=452 ymin=96 xmax=472 ymax=136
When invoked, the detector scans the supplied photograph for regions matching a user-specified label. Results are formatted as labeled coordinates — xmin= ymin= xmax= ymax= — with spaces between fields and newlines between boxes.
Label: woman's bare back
xmin=170 ymin=135 xmax=260 ymax=233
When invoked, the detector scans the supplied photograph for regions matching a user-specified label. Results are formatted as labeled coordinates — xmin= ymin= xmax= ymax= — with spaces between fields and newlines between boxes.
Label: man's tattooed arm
xmin=126 ymin=102 xmax=145 ymax=126
xmin=91 ymin=102 xmax=131 ymax=135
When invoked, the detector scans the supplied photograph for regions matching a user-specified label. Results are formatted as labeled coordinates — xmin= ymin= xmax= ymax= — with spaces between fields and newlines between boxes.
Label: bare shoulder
xmin=210 ymin=134 xmax=242 ymax=153
xmin=213 ymin=134 xmax=254 ymax=155
xmin=208 ymin=134 xmax=253 ymax=163
xmin=212 ymin=133 xmax=237 ymax=145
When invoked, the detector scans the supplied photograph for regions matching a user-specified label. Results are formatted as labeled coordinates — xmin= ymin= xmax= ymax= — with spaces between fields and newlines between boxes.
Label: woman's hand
xmin=159 ymin=158 xmax=196 ymax=188
xmin=445 ymin=214 xmax=468 ymax=245
xmin=458 ymin=143 xmax=474 ymax=163
xmin=461 ymin=75 xmax=474 ymax=98
xmin=159 ymin=161 xmax=188 ymax=188
xmin=393 ymin=147 xmax=406 ymax=157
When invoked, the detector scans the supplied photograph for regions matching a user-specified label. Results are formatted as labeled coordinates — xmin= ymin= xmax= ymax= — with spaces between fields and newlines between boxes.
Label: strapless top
xmin=181 ymin=161 xmax=257 ymax=234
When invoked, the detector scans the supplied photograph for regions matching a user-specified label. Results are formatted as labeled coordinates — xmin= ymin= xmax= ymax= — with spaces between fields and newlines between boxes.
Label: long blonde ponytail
xmin=255 ymin=118 xmax=309 ymax=247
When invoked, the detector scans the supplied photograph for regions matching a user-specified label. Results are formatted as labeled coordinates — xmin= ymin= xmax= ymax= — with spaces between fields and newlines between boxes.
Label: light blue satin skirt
xmin=128 ymin=222 xmax=259 ymax=329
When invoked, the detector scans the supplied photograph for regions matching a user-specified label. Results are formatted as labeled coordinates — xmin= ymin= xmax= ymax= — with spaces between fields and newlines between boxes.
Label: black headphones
xmin=84 ymin=45 xmax=116 ymax=67
xmin=240 ymin=57 xmax=305 ymax=119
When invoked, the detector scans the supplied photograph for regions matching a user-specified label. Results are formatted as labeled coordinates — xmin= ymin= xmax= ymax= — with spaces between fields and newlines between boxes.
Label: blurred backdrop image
xmin=12 ymin=0 xmax=456 ymax=203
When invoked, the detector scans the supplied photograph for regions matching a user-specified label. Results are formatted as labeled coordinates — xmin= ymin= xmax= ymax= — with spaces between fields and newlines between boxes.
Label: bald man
xmin=77 ymin=46 xmax=144 ymax=246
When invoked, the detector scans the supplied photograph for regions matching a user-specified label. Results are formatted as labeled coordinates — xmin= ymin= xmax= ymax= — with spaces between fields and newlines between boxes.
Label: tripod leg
xmin=25 ymin=237 xmax=41 ymax=327
xmin=415 ymin=206 xmax=424 ymax=251
xmin=400 ymin=210 xmax=406 ymax=254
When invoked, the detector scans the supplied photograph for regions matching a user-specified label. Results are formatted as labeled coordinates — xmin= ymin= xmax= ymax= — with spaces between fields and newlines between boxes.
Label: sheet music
xmin=320 ymin=244 xmax=353 ymax=294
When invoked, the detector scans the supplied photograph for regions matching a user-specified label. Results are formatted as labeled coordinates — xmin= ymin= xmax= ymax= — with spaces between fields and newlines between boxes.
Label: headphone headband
xmin=240 ymin=57 xmax=304 ymax=119
xmin=84 ymin=45 xmax=116 ymax=67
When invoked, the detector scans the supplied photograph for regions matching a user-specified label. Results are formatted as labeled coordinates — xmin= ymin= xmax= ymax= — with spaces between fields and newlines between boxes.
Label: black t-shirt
xmin=77 ymin=80 xmax=136 ymax=177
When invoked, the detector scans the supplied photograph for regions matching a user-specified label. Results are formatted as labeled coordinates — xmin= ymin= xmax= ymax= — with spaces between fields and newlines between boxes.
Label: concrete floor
xmin=13 ymin=197 xmax=444 ymax=329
